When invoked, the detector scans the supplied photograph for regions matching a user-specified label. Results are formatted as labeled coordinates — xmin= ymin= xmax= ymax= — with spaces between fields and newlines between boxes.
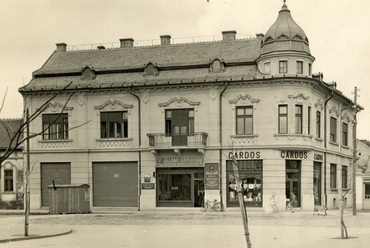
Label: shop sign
xmin=142 ymin=183 xmax=155 ymax=190
xmin=228 ymin=151 xmax=261 ymax=159
xmin=156 ymin=157 xmax=203 ymax=167
xmin=281 ymin=151 xmax=308 ymax=159
xmin=314 ymin=153 xmax=324 ymax=161
xmin=205 ymin=163 xmax=219 ymax=190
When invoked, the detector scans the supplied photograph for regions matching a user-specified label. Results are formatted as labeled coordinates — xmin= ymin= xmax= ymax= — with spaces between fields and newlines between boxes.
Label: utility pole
xmin=25 ymin=109 xmax=30 ymax=236
xmin=231 ymin=156 xmax=252 ymax=248
xmin=352 ymin=87 xmax=359 ymax=215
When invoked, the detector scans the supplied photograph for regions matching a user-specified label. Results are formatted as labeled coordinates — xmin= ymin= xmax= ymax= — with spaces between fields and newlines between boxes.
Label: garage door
xmin=93 ymin=162 xmax=138 ymax=207
xmin=41 ymin=163 xmax=71 ymax=207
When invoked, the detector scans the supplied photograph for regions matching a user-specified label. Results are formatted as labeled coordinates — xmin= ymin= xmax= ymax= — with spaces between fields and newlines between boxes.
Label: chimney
xmin=56 ymin=43 xmax=67 ymax=52
xmin=160 ymin=35 xmax=171 ymax=45
xmin=222 ymin=30 xmax=237 ymax=41
xmin=256 ymin=33 xmax=265 ymax=41
xmin=119 ymin=38 xmax=134 ymax=48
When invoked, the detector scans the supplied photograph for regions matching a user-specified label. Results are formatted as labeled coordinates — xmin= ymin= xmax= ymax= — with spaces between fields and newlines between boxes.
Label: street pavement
xmin=0 ymin=209 xmax=369 ymax=247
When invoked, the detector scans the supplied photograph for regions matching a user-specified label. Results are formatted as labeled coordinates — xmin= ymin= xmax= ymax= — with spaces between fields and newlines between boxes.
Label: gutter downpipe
xmin=129 ymin=87 xmax=142 ymax=211
xmin=219 ymin=82 xmax=229 ymax=211
xmin=324 ymin=88 xmax=334 ymax=209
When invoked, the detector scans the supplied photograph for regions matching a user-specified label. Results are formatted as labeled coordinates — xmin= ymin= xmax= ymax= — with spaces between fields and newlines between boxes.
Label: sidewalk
xmin=0 ymin=214 xmax=72 ymax=244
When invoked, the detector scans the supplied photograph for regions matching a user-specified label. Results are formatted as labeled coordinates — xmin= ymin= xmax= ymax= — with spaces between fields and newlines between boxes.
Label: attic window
xmin=145 ymin=63 xmax=158 ymax=76
xmin=292 ymin=35 xmax=303 ymax=40
xmin=81 ymin=67 xmax=96 ymax=80
xmin=210 ymin=59 xmax=224 ymax=73
xmin=264 ymin=37 xmax=274 ymax=43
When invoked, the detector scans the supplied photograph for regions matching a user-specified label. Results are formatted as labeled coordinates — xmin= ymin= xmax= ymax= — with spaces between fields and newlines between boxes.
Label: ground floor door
xmin=313 ymin=162 xmax=322 ymax=206
xmin=364 ymin=183 xmax=370 ymax=210
xmin=286 ymin=160 xmax=301 ymax=208
xmin=93 ymin=162 xmax=138 ymax=207
xmin=41 ymin=163 xmax=71 ymax=207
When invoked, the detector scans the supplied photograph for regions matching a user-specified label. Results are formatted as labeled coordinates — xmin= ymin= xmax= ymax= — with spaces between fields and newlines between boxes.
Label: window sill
xmin=330 ymin=188 xmax=338 ymax=192
xmin=329 ymin=141 xmax=339 ymax=146
xmin=97 ymin=138 xmax=133 ymax=141
xmin=341 ymin=145 xmax=350 ymax=149
xmin=315 ymin=137 xmax=323 ymax=142
xmin=39 ymin=139 xmax=73 ymax=143
xmin=230 ymin=134 xmax=259 ymax=138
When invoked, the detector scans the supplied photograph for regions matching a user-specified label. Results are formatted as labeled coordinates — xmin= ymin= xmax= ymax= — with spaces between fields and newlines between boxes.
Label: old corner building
xmin=19 ymin=3 xmax=360 ymax=212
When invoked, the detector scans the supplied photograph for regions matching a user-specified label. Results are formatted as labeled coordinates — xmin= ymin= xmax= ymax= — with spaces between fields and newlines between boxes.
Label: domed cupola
xmin=256 ymin=1 xmax=315 ymax=77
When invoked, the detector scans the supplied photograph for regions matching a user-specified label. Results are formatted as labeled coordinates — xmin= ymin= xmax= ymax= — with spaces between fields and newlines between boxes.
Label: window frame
xmin=330 ymin=117 xmax=337 ymax=143
xmin=295 ymin=105 xmax=303 ymax=134
xmin=296 ymin=61 xmax=303 ymax=74
xmin=100 ymin=111 xmax=128 ymax=139
xmin=236 ymin=106 xmax=253 ymax=135
xmin=342 ymin=165 xmax=348 ymax=189
xmin=316 ymin=111 xmax=321 ymax=138
xmin=4 ymin=169 xmax=14 ymax=192
xmin=279 ymin=60 xmax=288 ymax=74
xmin=342 ymin=122 xmax=348 ymax=146
xmin=330 ymin=164 xmax=337 ymax=189
xmin=42 ymin=113 xmax=69 ymax=140
xmin=308 ymin=106 xmax=311 ymax=135
xmin=278 ymin=105 xmax=288 ymax=134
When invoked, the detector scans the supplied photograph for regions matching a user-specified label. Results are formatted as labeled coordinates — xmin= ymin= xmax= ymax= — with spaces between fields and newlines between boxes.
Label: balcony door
xmin=172 ymin=109 xmax=188 ymax=146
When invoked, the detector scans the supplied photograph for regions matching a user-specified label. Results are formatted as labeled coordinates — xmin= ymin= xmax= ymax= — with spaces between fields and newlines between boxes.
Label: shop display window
xmin=227 ymin=160 xmax=263 ymax=207
xmin=158 ymin=173 xmax=191 ymax=201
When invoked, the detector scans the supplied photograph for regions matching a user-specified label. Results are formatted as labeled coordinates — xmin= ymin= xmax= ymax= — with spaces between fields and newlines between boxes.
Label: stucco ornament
xmin=158 ymin=96 xmax=200 ymax=112
xmin=94 ymin=99 xmax=133 ymax=115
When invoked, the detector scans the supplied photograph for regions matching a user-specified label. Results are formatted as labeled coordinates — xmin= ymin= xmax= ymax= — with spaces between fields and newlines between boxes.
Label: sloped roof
xmin=0 ymin=119 xmax=23 ymax=149
xmin=20 ymin=38 xmax=261 ymax=92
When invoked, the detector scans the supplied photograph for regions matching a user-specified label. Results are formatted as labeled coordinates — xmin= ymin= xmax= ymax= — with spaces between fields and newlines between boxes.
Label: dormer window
xmin=210 ymin=59 xmax=224 ymax=73
xmin=81 ymin=66 xmax=96 ymax=80
xmin=264 ymin=62 xmax=271 ymax=74
xmin=277 ymin=34 xmax=289 ymax=40
xmin=144 ymin=63 xmax=158 ymax=76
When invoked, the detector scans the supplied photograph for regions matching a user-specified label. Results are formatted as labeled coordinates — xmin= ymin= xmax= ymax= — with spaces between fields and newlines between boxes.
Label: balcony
xmin=147 ymin=132 xmax=208 ymax=154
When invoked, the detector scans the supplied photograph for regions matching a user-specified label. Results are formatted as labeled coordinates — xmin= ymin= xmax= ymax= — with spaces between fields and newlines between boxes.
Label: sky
xmin=0 ymin=0 xmax=369 ymax=140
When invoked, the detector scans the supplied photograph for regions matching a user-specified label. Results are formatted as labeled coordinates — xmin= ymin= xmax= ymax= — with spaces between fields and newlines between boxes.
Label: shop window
xmin=342 ymin=122 xmax=348 ymax=146
xmin=330 ymin=117 xmax=337 ymax=143
xmin=295 ymin=105 xmax=303 ymax=134
xmin=316 ymin=111 xmax=321 ymax=138
xmin=4 ymin=170 xmax=14 ymax=192
xmin=342 ymin=166 xmax=348 ymax=189
xmin=296 ymin=61 xmax=303 ymax=74
xmin=236 ymin=106 xmax=253 ymax=135
xmin=279 ymin=60 xmax=288 ymax=74
xmin=100 ymin=111 xmax=128 ymax=138
xmin=278 ymin=105 xmax=288 ymax=134
xmin=313 ymin=162 xmax=322 ymax=206
xmin=330 ymin=164 xmax=337 ymax=189
xmin=227 ymin=160 xmax=263 ymax=207
xmin=42 ymin=113 xmax=69 ymax=140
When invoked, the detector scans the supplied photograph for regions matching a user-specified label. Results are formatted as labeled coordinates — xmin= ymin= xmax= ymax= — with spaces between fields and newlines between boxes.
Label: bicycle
xmin=201 ymin=199 xmax=222 ymax=212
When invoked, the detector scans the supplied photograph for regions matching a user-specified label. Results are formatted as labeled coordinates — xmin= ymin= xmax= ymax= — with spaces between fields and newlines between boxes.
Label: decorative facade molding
xmin=329 ymin=106 xmax=339 ymax=117
xmin=94 ymin=99 xmax=133 ymax=115
xmin=315 ymin=99 xmax=324 ymax=110
xmin=96 ymin=138 xmax=133 ymax=148
xmin=39 ymin=140 xmax=72 ymax=149
xmin=159 ymin=96 xmax=200 ymax=112
xmin=288 ymin=93 xmax=310 ymax=101
xmin=229 ymin=93 xmax=260 ymax=105
xmin=39 ymin=101 xmax=73 ymax=117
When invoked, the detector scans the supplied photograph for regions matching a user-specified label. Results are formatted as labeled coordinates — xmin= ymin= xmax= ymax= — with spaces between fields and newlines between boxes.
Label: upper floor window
xmin=308 ymin=106 xmax=311 ymax=135
xmin=42 ymin=113 xmax=69 ymax=140
xmin=296 ymin=61 xmax=303 ymax=74
xmin=342 ymin=166 xmax=348 ymax=189
xmin=330 ymin=117 xmax=337 ymax=143
xmin=165 ymin=109 xmax=194 ymax=137
xmin=236 ymin=106 xmax=253 ymax=135
xmin=308 ymin=63 xmax=312 ymax=76
xmin=316 ymin=111 xmax=321 ymax=138
xmin=4 ymin=170 xmax=13 ymax=192
xmin=342 ymin=122 xmax=348 ymax=146
xmin=330 ymin=164 xmax=337 ymax=189
xmin=101 ymin=111 xmax=128 ymax=138
xmin=279 ymin=61 xmax=288 ymax=74
xmin=295 ymin=105 xmax=303 ymax=134
xmin=278 ymin=105 xmax=288 ymax=134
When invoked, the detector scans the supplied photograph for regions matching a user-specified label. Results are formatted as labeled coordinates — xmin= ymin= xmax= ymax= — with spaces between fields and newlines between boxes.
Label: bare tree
xmin=0 ymin=81 xmax=88 ymax=236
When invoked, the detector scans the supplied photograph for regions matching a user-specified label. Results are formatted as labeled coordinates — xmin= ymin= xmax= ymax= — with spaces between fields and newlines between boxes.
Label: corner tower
xmin=256 ymin=1 xmax=315 ymax=77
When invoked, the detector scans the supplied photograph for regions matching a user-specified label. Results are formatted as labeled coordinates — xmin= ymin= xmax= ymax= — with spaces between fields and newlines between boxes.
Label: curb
xmin=0 ymin=229 xmax=73 ymax=244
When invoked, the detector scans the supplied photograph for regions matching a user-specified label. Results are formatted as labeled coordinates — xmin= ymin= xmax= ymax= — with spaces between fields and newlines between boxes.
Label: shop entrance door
xmin=171 ymin=109 xmax=188 ymax=146
xmin=313 ymin=162 xmax=322 ymax=206
xmin=286 ymin=160 xmax=301 ymax=208
xmin=194 ymin=178 xmax=204 ymax=207
xmin=364 ymin=183 xmax=370 ymax=209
